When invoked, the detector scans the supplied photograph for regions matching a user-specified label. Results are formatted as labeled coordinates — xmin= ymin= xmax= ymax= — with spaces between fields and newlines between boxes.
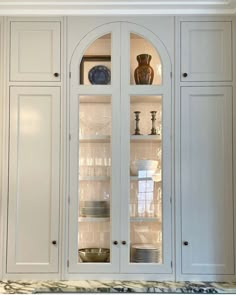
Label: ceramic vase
xmin=134 ymin=54 xmax=154 ymax=85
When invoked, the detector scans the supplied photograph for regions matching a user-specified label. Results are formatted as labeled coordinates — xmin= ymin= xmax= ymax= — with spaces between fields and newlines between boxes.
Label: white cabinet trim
xmin=0 ymin=1 xmax=236 ymax=15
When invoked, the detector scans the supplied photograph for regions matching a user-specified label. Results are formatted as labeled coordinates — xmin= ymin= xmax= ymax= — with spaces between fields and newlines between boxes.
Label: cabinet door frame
xmin=119 ymin=22 xmax=173 ymax=274
xmin=68 ymin=23 xmax=121 ymax=273
xmin=7 ymin=86 xmax=61 ymax=273
xmin=0 ymin=16 xmax=4 ymax=280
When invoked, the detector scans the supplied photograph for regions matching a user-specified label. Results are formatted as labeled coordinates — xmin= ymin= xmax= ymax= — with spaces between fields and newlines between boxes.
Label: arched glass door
xmin=69 ymin=24 xmax=121 ymax=273
xmin=69 ymin=22 xmax=172 ymax=275
xmin=120 ymin=23 xmax=172 ymax=274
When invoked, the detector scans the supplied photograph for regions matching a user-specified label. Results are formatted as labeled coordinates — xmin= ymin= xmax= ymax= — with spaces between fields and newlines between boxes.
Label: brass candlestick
xmin=133 ymin=111 xmax=141 ymax=135
xmin=149 ymin=111 xmax=157 ymax=135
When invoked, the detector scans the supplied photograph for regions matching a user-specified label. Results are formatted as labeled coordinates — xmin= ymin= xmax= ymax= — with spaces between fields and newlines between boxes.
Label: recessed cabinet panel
xmin=181 ymin=87 xmax=234 ymax=275
xmin=10 ymin=22 xmax=61 ymax=82
xmin=181 ymin=22 xmax=232 ymax=82
xmin=7 ymin=87 xmax=60 ymax=273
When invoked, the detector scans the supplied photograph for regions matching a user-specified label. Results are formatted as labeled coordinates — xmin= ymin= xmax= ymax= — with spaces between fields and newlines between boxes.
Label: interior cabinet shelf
xmin=130 ymin=135 xmax=161 ymax=142
xmin=80 ymin=135 xmax=110 ymax=142
xmin=130 ymin=176 xmax=162 ymax=183
xmin=78 ymin=217 xmax=110 ymax=222
xmin=80 ymin=135 xmax=161 ymax=143
xmin=131 ymin=95 xmax=162 ymax=103
xmin=79 ymin=176 xmax=110 ymax=181
xmin=130 ymin=217 xmax=161 ymax=223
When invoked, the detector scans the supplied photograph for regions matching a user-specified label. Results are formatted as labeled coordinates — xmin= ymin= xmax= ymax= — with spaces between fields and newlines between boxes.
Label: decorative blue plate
xmin=88 ymin=65 xmax=111 ymax=85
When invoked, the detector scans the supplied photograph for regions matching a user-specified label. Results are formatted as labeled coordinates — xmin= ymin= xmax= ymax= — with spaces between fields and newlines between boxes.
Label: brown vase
xmin=134 ymin=54 xmax=154 ymax=85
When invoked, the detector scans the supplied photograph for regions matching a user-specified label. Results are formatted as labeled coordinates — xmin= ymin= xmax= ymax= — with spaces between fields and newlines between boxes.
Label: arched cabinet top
xmin=70 ymin=21 xmax=172 ymax=87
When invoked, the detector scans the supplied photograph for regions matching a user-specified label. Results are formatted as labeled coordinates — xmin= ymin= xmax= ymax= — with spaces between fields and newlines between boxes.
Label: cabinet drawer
xmin=181 ymin=21 xmax=232 ymax=82
xmin=10 ymin=21 xmax=61 ymax=82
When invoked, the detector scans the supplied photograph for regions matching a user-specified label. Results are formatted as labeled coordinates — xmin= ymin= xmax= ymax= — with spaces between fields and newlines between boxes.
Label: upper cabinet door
xmin=10 ymin=21 xmax=61 ymax=82
xmin=181 ymin=21 xmax=232 ymax=82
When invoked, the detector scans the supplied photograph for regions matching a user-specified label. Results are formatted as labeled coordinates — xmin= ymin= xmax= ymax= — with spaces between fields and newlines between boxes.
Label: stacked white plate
xmin=131 ymin=244 xmax=160 ymax=263
xmin=80 ymin=201 xmax=110 ymax=217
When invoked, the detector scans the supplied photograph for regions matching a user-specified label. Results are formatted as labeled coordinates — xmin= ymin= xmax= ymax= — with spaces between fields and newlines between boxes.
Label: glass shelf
xmin=79 ymin=176 xmax=110 ymax=181
xmin=80 ymin=135 xmax=111 ymax=143
xmin=79 ymin=217 xmax=110 ymax=222
xmin=130 ymin=217 xmax=161 ymax=223
xmin=130 ymin=135 xmax=161 ymax=142
xmin=130 ymin=176 xmax=162 ymax=183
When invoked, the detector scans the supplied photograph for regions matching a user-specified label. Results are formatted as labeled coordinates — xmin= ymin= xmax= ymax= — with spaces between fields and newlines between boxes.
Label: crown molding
xmin=0 ymin=0 xmax=235 ymax=15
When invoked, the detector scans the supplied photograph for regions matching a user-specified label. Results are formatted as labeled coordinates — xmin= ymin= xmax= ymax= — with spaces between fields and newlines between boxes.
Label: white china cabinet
xmin=68 ymin=22 xmax=172 ymax=275
xmin=1 ymin=15 xmax=235 ymax=281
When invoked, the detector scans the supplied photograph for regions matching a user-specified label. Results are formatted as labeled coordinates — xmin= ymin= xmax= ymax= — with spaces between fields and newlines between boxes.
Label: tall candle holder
xmin=149 ymin=111 xmax=157 ymax=135
xmin=133 ymin=111 xmax=142 ymax=135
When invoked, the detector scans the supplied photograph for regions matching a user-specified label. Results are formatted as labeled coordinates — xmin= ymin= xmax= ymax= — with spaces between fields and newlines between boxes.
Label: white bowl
xmin=130 ymin=160 xmax=158 ymax=176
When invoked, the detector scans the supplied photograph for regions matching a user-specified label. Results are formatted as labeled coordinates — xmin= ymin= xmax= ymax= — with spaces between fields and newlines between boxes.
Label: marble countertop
xmin=0 ymin=280 xmax=236 ymax=294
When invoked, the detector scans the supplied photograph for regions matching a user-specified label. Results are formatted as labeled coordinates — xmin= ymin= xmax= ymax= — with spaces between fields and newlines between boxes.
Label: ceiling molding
xmin=0 ymin=0 xmax=235 ymax=15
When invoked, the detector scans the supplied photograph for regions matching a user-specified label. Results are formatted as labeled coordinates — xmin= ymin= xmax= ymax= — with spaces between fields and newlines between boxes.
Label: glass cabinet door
xmin=69 ymin=22 xmax=172 ymax=275
xmin=120 ymin=25 xmax=172 ymax=274
xmin=69 ymin=27 xmax=121 ymax=273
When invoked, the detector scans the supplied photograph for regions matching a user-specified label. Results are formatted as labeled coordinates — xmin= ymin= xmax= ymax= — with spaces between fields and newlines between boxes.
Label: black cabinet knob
xmin=52 ymin=240 xmax=57 ymax=245
xmin=54 ymin=73 xmax=59 ymax=77
xmin=183 ymin=241 xmax=189 ymax=246
xmin=183 ymin=73 xmax=188 ymax=78
xmin=122 ymin=241 xmax=127 ymax=245
xmin=113 ymin=241 xmax=118 ymax=245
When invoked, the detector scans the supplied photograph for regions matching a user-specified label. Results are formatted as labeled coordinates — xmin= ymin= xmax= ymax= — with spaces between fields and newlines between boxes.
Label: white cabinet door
xmin=10 ymin=22 xmax=61 ymax=82
xmin=181 ymin=87 xmax=234 ymax=275
xmin=7 ymin=87 xmax=60 ymax=273
xmin=181 ymin=22 xmax=232 ymax=82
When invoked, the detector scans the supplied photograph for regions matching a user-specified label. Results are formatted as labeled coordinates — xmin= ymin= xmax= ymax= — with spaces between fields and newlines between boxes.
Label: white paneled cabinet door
xmin=181 ymin=22 xmax=232 ymax=82
xmin=181 ymin=87 xmax=234 ymax=275
xmin=7 ymin=87 xmax=60 ymax=273
xmin=10 ymin=21 xmax=61 ymax=82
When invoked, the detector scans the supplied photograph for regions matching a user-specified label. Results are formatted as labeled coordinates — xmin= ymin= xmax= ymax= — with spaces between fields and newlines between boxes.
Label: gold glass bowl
xmin=78 ymin=248 xmax=110 ymax=262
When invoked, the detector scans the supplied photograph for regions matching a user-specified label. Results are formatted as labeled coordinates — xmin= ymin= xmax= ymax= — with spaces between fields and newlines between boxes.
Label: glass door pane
xmin=130 ymin=33 xmax=162 ymax=85
xmin=78 ymin=95 xmax=112 ymax=264
xmin=129 ymin=95 xmax=163 ymax=264
xmin=80 ymin=34 xmax=111 ymax=85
